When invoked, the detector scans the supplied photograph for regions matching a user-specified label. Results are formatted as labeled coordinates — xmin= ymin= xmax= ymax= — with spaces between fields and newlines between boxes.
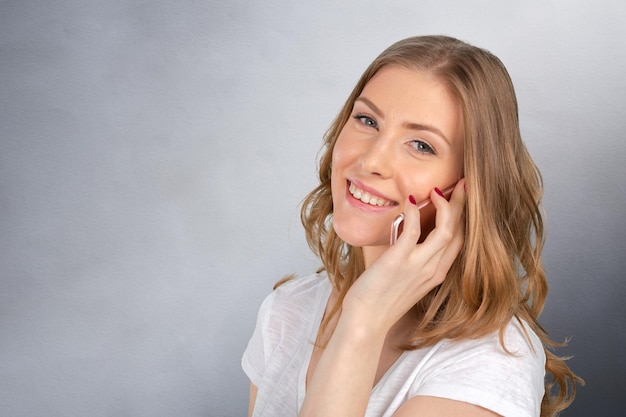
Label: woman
xmin=242 ymin=35 xmax=582 ymax=417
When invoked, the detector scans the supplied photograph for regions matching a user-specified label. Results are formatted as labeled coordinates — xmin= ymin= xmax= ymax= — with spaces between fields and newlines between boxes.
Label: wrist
xmin=334 ymin=303 xmax=391 ymax=344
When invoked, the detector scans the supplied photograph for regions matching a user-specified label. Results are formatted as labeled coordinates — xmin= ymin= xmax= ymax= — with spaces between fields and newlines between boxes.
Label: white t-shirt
xmin=242 ymin=272 xmax=545 ymax=417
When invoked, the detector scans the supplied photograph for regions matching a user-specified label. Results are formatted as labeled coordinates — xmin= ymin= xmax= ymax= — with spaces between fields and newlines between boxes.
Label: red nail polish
xmin=409 ymin=195 xmax=417 ymax=205
xmin=435 ymin=187 xmax=445 ymax=198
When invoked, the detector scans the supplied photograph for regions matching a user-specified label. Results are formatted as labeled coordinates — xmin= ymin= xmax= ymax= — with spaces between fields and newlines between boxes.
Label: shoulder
xmin=410 ymin=319 xmax=545 ymax=417
xmin=258 ymin=271 xmax=331 ymax=330
xmin=242 ymin=272 xmax=330 ymax=382
xmin=428 ymin=319 xmax=545 ymax=370
xmin=502 ymin=318 xmax=545 ymax=359
xmin=269 ymin=271 xmax=330 ymax=311
xmin=273 ymin=271 xmax=330 ymax=297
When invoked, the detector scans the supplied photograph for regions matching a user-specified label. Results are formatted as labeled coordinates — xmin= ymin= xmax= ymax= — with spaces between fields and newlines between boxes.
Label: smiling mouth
xmin=348 ymin=182 xmax=397 ymax=207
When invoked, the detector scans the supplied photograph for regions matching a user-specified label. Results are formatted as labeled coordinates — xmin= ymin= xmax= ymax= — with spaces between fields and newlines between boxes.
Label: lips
xmin=348 ymin=180 xmax=398 ymax=207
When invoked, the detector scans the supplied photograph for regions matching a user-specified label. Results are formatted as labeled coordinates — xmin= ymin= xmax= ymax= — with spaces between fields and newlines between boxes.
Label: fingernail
xmin=409 ymin=195 xmax=417 ymax=205
xmin=434 ymin=187 xmax=444 ymax=198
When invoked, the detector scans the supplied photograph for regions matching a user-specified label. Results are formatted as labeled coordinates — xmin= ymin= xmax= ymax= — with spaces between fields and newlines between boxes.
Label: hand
xmin=342 ymin=179 xmax=466 ymax=332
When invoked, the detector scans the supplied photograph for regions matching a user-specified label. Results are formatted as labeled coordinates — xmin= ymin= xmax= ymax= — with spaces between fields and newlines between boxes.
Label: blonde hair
xmin=299 ymin=35 xmax=582 ymax=416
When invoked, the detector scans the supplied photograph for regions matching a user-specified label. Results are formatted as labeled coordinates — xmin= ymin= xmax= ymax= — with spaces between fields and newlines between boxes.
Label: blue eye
xmin=411 ymin=140 xmax=435 ymax=155
xmin=354 ymin=114 xmax=378 ymax=129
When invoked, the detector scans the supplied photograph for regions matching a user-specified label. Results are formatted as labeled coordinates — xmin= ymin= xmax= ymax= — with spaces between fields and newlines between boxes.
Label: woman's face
xmin=331 ymin=65 xmax=464 ymax=258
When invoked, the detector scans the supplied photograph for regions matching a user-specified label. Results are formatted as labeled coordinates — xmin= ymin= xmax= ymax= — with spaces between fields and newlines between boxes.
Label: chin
xmin=332 ymin=219 xmax=388 ymax=248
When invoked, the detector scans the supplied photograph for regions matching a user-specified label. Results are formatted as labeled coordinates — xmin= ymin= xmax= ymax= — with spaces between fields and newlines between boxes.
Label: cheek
xmin=330 ymin=135 xmax=351 ymax=181
xmin=330 ymin=147 xmax=341 ymax=184
xmin=332 ymin=128 xmax=365 ymax=171
xmin=331 ymin=133 xmax=349 ymax=164
xmin=330 ymin=145 xmax=346 ymax=202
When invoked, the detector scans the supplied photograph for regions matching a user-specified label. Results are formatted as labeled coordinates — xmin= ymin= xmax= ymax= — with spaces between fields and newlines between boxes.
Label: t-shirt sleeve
xmin=241 ymin=291 xmax=276 ymax=387
xmin=410 ymin=321 xmax=546 ymax=417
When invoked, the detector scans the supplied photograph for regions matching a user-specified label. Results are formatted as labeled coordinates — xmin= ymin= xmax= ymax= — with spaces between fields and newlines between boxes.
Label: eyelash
xmin=353 ymin=114 xmax=436 ymax=155
xmin=354 ymin=114 xmax=378 ymax=129
xmin=410 ymin=140 xmax=435 ymax=155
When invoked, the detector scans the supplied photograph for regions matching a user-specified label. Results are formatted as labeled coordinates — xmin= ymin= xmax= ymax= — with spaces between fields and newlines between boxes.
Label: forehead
xmin=358 ymin=65 xmax=464 ymax=145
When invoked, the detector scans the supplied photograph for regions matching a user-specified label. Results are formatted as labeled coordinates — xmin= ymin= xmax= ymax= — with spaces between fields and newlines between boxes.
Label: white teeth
xmin=349 ymin=182 xmax=393 ymax=207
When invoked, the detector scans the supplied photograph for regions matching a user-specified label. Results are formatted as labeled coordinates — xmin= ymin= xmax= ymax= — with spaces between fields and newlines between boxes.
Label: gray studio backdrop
xmin=1 ymin=1 xmax=625 ymax=416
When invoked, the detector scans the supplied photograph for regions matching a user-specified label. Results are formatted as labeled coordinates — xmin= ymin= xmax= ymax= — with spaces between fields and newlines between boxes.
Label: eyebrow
xmin=355 ymin=96 xmax=452 ymax=146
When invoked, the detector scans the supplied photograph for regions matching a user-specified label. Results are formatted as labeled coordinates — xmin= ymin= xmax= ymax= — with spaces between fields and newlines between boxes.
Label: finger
xmin=416 ymin=180 xmax=465 ymax=264
xmin=394 ymin=195 xmax=423 ymax=248
xmin=429 ymin=179 xmax=466 ymax=236
xmin=436 ymin=208 xmax=465 ymax=271
xmin=427 ymin=180 xmax=466 ymax=276
xmin=447 ymin=178 xmax=466 ymax=210
xmin=396 ymin=179 xmax=463 ymax=248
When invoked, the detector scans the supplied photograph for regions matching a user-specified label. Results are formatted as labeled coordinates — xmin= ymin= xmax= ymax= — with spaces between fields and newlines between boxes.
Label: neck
xmin=362 ymin=244 xmax=389 ymax=268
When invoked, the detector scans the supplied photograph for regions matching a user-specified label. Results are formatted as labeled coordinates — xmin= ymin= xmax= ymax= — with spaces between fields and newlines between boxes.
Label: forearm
xmin=299 ymin=184 xmax=466 ymax=416
xmin=299 ymin=309 xmax=388 ymax=417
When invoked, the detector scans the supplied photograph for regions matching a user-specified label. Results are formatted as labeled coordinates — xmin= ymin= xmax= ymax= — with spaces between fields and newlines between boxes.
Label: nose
xmin=358 ymin=132 xmax=395 ymax=178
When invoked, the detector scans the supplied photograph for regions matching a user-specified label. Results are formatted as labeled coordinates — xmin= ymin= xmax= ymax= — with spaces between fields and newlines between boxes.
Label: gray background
xmin=1 ymin=1 xmax=624 ymax=416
